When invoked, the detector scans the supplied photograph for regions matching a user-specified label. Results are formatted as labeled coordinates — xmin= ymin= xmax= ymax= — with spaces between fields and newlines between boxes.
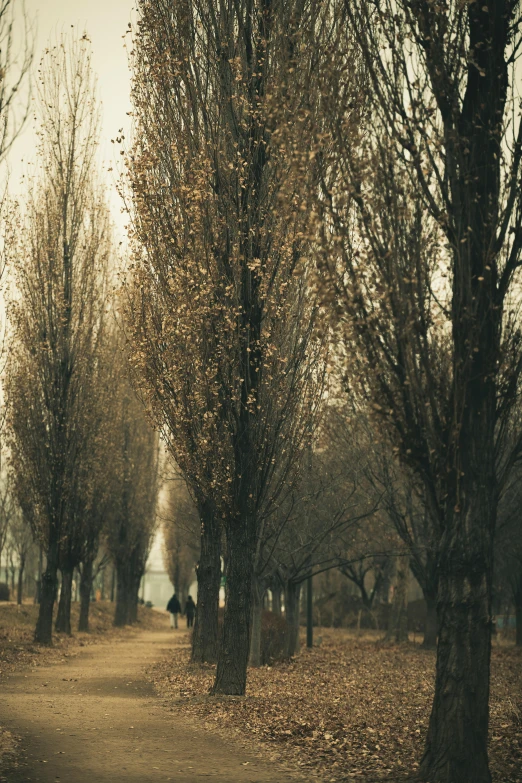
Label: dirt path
xmin=0 ymin=629 xmax=303 ymax=782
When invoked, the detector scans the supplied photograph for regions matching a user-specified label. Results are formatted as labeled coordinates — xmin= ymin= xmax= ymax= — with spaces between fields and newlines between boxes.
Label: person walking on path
xmin=166 ymin=593 xmax=182 ymax=629
xmin=185 ymin=595 xmax=196 ymax=628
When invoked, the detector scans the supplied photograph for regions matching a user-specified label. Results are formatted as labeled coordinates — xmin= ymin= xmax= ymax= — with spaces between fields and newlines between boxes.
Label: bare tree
xmin=315 ymin=2 xmax=522 ymax=779
xmin=0 ymin=470 xmax=14 ymax=570
xmin=368 ymin=451 xmax=440 ymax=648
xmin=338 ymin=531 xmax=394 ymax=613
xmin=75 ymin=336 xmax=121 ymax=633
xmin=8 ymin=500 xmax=34 ymax=604
xmin=160 ymin=467 xmax=220 ymax=663
xmin=7 ymin=37 xmax=111 ymax=644
xmin=54 ymin=332 xmax=111 ymax=636
xmin=333 ymin=402 xmax=442 ymax=648
xmin=125 ymin=0 xmax=325 ymax=694
xmin=104 ymin=346 xmax=160 ymax=627
xmin=256 ymin=422 xmax=378 ymax=659
xmin=162 ymin=474 xmax=199 ymax=606
xmin=319 ymin=408 xmax=397 ymax=617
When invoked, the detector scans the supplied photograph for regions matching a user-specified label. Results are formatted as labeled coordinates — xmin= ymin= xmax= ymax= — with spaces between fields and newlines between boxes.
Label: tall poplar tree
xmin=7 ymin=37 xmax=110 ymax=644
xmin=316 ymin=2 xmax=522 ymax=780
xmin=126 ymin=0 xmax=325 ymax=693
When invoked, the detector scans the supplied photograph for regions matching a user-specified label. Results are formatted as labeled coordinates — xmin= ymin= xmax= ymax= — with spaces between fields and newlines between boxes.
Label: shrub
xmin=261 ymin=609 xmax=287 ymax=665
xmin=0 ymin=583 xmax=10 ymax=601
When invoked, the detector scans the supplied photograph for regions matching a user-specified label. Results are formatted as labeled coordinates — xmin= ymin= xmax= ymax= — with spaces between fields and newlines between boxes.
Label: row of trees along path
xmin=123 ymin=2 xmax=522 ymax=783
xmin=1 ymin=2 xmax=522 ymax=783
xmin=6 ymin=38 xmax=160 ymax=642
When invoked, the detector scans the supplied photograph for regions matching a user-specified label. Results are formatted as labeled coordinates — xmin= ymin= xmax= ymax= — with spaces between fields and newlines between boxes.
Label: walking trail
xmin=0 ymin=628 xmax=303 ymax=782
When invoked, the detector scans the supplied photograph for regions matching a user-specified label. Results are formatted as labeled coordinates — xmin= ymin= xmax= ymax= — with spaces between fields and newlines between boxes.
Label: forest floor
xmin=151 ymin=627 xmax=522 ymax=783
xmin=0 ymin=615 xmax=310 ymax=782
xmin=0 ymin=600 xmax=166 ymax=777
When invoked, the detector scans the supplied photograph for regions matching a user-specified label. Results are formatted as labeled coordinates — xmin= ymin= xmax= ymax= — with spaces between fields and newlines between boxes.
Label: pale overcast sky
xmin=9 ymin=0 xmax=137 ymax=237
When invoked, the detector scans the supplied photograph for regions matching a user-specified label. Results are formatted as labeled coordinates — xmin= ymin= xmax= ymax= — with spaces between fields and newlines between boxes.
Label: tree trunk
xmin=128 ymin=574 xmax=141 ymax=624
xmin=34 ymin=540 xmax=59 ymax=645
xmin=17 ymin=555 xmax=26 ymax=605
xmin=212 ymin=525 xmax=256 ymax=695
xmin=249 ymin=576 xmax=263 ymax=667
xmin=423 ymin=594 xmax=438 ymax=649
xmin=173 ymin=556 xmax=180 ymax=596
xmin=114 ymin=564 xmax=130 ymax=626
xmin=515 ymin=578 xmax=522 ymax=648
xmin=513 ymin=601 xmax=522 ymax=647
xmin=78 ymin=559 xmax=94 ymax=632
xmin=10 ymin=555 xmax=15 ymax=593
xmin=271 ymin=586 xmax=282 ymax=615
xmin=284 ymin=581 xmax=301 ymax=657
xmin=110 ymin=565 xmax=116 ymax=602
xmin=419 ymin=514 xmax=494 ymax=783
xmin=74 ymin=569 xmax=80 ymax=602
xmin=396 ymin=563 xmax=409 ymax=643
xmin=192 ymin=503 xmax=220 ymax=664
xmin=385 ymin=559 xmax=409 ymax=643
xmin=55 ymin=568 xmax=73 ymax=634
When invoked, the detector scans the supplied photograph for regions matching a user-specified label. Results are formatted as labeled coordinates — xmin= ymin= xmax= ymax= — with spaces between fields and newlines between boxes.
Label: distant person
xmin=166 ymin=593 xmax=182 ymax=629
xmin=185 ymin=595 xmax=196 ymax=628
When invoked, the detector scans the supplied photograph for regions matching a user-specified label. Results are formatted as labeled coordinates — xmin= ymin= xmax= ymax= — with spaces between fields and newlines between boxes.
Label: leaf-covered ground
xmin=151 ymin=629 xmax=522 ymax=782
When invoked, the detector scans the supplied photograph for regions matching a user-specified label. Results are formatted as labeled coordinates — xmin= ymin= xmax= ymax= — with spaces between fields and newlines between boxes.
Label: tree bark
xmin=212 ymin=526 xmax=256 ymax=695
xmin=192 ymin=503 xmax=220 ymax=664
xmin=423 ymin=594 xmax=438 ymax=649
xmin=385 ymin=559 xmax=409 ymax=643
xmin=78 ymin=559 xmax=94 ymax=632
xmin=515 ymin=578 xmax=522 ymax=648
xmin=419 ymin=507 xmax=494 ymax=783
xmin=34 ymin=546 xmax=43 ymax=605
xmin=396 ymin=563 xmax=409 ymax=643
xmin=306 ymin=574 xmax=313 ymax=648
xmin=55 ymin=568 xmax=73 ymax=634
xmin=271 ymin=586 xmax=282 ymax=615
xmin=17 ymin=555 xmax=26 ymax=605
xmin=128 ymin=573 xmax=141 ymax=624
xmin=249 ymin=576 xmax=263 ymax=667
xmin=114 ymin=564 xmax=130 ymax=626
xmin=10 ymin=556 xmax=15 ymax=593
xmin=34 ymin=539 xmax=59 ymax=644
xmin=284 ymin=581 xmax=301 ymax=657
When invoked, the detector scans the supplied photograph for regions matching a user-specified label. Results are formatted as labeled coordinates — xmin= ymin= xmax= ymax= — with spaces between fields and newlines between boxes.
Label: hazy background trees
xmin=104 ymin=343 xmax=159 ymax=627
xmin=162 ymin=474 xmax=199 ymax=607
